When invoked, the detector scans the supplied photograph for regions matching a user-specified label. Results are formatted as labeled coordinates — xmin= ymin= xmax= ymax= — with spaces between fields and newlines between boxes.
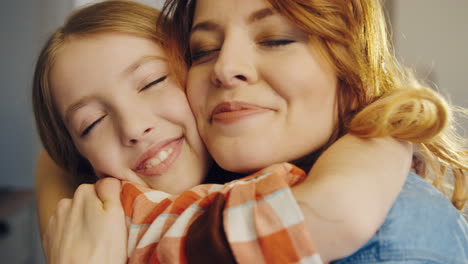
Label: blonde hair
xmin=162 ymin=0 xmax=467 ymax=209
xmin=33 ymin=0 xmax=166 ymax=185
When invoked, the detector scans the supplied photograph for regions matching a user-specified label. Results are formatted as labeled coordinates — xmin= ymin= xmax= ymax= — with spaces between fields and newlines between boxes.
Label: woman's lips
xmin=211 ymin=101 xmax=273 ymax=124
xmin=133 ymin=136 xmax=184 ymax=177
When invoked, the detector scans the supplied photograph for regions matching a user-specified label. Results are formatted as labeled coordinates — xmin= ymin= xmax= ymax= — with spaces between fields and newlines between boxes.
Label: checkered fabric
xmin=121 ymin=162 xmax=322 ymax=263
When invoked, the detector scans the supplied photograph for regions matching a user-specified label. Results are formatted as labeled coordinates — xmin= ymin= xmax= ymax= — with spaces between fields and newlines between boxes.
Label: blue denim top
xmin=333 ymin=172 xmax=468 ymax=264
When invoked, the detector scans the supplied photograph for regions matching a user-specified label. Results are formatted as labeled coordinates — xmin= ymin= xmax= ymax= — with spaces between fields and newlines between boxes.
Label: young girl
xmin=36 ymin=0 xmax=466 ymax=263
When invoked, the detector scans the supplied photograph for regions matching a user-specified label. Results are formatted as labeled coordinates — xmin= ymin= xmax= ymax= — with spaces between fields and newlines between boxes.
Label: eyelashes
xmin=80 ymin=115 xmax=105 ymax=137
xmin=189 ymin=43 xmax=220 ymax=64
xmin=139 ymin=75 xmax=167 ymax=92
xmin=190 ymin=38 xmax=296 ymax=63
xmin=79 ymin=75 xmax=168 ymax=138
xmin=190 ymin=49 xmax=219 ymax=63
xmin=259 ymin=39 xmax=295 ymax=47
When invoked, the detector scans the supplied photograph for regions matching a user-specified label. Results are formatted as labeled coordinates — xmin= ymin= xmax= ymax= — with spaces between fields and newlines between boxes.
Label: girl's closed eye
xmin=80 ymin=115 xmax=105 ymax=137
xmin=139 ymin=75 xmax=168 ymax=93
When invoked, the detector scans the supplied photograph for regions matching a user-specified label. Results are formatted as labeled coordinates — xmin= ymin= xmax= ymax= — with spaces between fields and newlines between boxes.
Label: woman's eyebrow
xmin=191 ymin=7 xmax=275 ymax=34
xmin=191 ymin=21 xmax=219 ymax=34
xmin=248 ymin=8 xmax=274 ymax=23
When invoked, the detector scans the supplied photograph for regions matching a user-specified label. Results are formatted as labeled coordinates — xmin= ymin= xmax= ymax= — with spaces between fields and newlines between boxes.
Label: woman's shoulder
xmin=334 ymin=172 xmax=468 ymax=264
xmin=377 ymin=172 xmax=468 ymax=262
xmin=396 ymin=172 xmax=461 ymax=212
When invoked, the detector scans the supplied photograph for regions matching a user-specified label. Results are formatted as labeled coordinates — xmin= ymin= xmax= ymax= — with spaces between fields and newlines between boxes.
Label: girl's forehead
xmin=50 ymin=34 xmax=168 ymax=114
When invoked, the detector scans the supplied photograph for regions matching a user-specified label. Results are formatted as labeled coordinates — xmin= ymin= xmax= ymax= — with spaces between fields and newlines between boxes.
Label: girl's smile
xmin=133 ymin=136 xmax=183 ymax=176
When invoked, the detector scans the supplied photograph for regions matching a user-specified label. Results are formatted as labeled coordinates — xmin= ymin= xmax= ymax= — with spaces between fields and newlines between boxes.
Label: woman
xmin=160 ymin=0 xmax=468 ymax=262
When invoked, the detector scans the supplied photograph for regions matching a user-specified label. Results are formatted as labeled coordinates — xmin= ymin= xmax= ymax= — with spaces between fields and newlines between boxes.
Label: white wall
xmin=0 ymin=1 xmax=75 ymax=262
xmin=0 ymin=0 xmax=73 ymax=189
xmin=74 ymin=0 xmax=165 ymax=8
xmin=391 ymin=0 xmax=468 ymax=133
xmin=130 ymin=0 xmax=165 ymax=8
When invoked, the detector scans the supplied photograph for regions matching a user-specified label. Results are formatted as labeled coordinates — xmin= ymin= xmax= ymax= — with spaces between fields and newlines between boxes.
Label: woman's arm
xmin=292 ymin=135 xmax=412 ymax=262
xmin=35 ymin=149 xmax=76 ymax=237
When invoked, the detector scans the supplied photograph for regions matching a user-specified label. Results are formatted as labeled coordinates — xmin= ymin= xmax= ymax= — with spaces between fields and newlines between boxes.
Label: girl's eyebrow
xmin=65 ymin=55 xmax=167 ymax=122
xmin=64 ymin=95 xmax=95 ymax=123
xmin=191 ymin=7 xmax=274 ymax=34
xmin=122 ymin=55 xmax=167 ymax=76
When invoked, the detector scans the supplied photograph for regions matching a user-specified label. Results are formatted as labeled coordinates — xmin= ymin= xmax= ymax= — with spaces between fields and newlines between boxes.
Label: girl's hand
xmin=42 ymin=177 xmax=127 ymax=264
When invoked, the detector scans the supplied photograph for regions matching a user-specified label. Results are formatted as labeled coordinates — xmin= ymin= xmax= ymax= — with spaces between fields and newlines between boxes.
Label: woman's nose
xmin=211 ymin=35 xmax=257 ymax=88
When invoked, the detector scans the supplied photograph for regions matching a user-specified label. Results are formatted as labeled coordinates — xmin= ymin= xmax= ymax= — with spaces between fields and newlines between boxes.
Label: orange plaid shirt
xmin=121 ymin=163 xmax=321 ymax=263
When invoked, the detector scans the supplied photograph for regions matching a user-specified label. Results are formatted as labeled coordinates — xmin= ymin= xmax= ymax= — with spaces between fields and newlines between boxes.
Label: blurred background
xmin=0 ymin=0 xmax=466 ymax=263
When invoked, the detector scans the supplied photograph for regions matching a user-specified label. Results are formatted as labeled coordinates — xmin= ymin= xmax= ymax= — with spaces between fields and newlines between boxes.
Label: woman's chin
xmin=214 ymin=154 xmax=282 ymax=174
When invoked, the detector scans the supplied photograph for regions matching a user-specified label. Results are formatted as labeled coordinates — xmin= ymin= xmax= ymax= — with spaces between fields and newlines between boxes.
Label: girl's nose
xmin=125 ymin=127 xmax=154 ymax=146
xmin=118 ymin=110 xmax=155 ymax=147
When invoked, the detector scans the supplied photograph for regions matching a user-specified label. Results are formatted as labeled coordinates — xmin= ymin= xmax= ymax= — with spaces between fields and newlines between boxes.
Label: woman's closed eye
xmin=80 ymin=115 xmax=105 ymax=137
xmin=190 ymin=39 xmax=295 ymax=63
xmin=259 ymin=39 xmax=296 ymax=47
xmin=190 ymin=48 xmax=220 ymax=63
xmin=139 ymin=75 xmax=167 ymax=93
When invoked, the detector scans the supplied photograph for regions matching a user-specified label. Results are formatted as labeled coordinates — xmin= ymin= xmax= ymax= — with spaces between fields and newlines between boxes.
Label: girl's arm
xmin=36 ymin=150 xmax=76 ymax=237
xmin=36 ymin=150 xmax=127 ymax=263
xmin=292 ymin=135 xmax=412 ymax=263
xmin=43 ymin=178 xmax=127 ymax=264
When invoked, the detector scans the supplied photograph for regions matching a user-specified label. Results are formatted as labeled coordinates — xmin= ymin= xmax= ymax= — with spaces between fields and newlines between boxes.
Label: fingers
xmin=43 ymin=215 xmax=55 ymax=260
xmin=56 ymin=198 xmax=72 ymax=215
xmin=71 ymin=184 xmax=101 ymax=214
xmin=41 ymin=181 xmax=127 ymax=264
xmin=95 ymin=177 xmax=122 ymax=210
xmin=43 ymin=198 xmax=72 ymax=264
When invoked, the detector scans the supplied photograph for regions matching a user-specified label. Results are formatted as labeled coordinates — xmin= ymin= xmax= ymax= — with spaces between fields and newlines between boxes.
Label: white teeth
xmin=158 ymin=150 xmax=169 ymax=161
xmin=147 ymin=157 xmax=161 ymax=168
xmin=144 ymin=148 xmax=173 ymax=169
